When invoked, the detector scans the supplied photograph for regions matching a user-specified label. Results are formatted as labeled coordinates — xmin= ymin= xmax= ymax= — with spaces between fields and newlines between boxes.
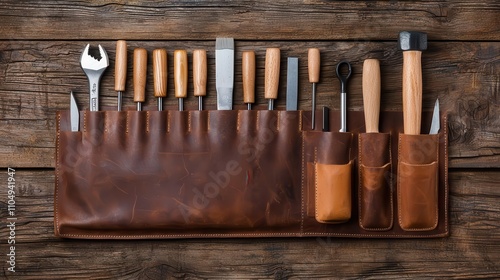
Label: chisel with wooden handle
xmin=308 ymin=48 xmax=320 ymax=129
xmin=115 ymin=40 xmax=127 ymax=111
xmin=242 ymin=51 xmax=255 ymax=110
xmin=174 ymin=50 xmax=188 ymax=111
xmin=193 ymin=49 xmax=207 ymax=111
xmin=133 ymin=48 xmax=147 ymax=111
xmin=398 ymin=31 xmax=427 ymax=135
xmin=153 ymin=49 xmax=167 ymax=111
xmin=362 ymin=59 xmax=381 ymax=133
xmin=265 ymin=48 xmax=280 ymax=110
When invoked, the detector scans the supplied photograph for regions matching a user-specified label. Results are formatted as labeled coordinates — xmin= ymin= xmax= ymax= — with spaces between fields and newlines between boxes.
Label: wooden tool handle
xmin=264 ymin=48 xmax=280 ymax=100
xmin=153 ymin=49 xmax=167 ymax=98
xmin=402 ymin=51 xmax=422 ymax=135
xmin=362 ymin=59 xmax=381 ymax=133
xmin=193 ymin=49 xmax=207 ymax=97
xmin=174 ymin=50 xmax=188 ymax=98
xmin=242 ymin=51 xmax=255 ymax=104
xmin=115 ymin=40 xmax=127 ymax=92
xmin=308 ymin=48 xmax=320 ymax=83
xmin=133 ymin=48 xmax=147 ymax=102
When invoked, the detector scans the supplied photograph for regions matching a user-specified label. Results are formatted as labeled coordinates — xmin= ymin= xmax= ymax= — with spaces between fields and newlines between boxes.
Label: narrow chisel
xmin=429 ymin=99 xmax=440 ymax=134
xmin=70 ymin=91 xmax=79 ymax=132
xmin=174 ymin=50 xmax=188 ymax=111
xmin=242 ymin=51 xmax=255 ymax=110
xmin=216 ymin=38 xmax=234 ymax=110
xmin=153 ymin=49 xmax=167 ymax=111
xmin=133 ymin=48 xmax=147 ymax=111
xmin=115 ymin=40 xmax=127 ymax=111
xmin=193 ymin=49 xmax=207 ymax=111
xmin=265 ymin=48 xmax=280 ymax=110
xmin=286 ymin=57 xmax=299 ymax=111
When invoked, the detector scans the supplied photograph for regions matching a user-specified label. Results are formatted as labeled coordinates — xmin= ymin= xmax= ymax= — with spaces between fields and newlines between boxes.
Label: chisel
xmin=193 ymin=49 xmax=207 ymax=111
xmin=286 ymin=57 xmax=299 ymax=111
xmin=153 ymin=49 xmax=167 ymax=111
xmin=308 ymin=48 xmax=320 ymax=129
xmin=114 ymin=40 xmax=127 ymax=111
xmin=362 ymin=59 xmax=381 ymax=133
xmin=216 ymin=38 xmax=234 ymax=110
xmin=133 ymin=48 xmax=147 ymax=111
xmin=265 ymin=48 xmax=280 ymax=110
xmin=242 ymin=51 xmax=255 ymax=110
xmin=174 ymin=50 xmax=188 ymax=111
xmin=398 ymin=31 xmax=427 ymax=135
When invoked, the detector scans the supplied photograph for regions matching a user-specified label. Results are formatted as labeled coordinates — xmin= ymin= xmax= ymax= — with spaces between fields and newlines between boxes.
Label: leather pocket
xmin=397 ymin=134 xmax=439 ymax=231
xmin=358 ymin=133 xmax=393 ymax=231
xmin=315 ymin=161 xmax=353 ymax=224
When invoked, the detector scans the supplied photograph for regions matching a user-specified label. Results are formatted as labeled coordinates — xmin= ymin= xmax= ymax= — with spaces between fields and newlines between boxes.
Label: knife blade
xmin=70 ymin=91 xmax=79 ymax=132
xmin=286 ymin=57 xmax=299 ymax=111
xmin=216 ymin=38 xmax=234 ymax=110
xmin=429 ymin=98 xmax=440 ymax=134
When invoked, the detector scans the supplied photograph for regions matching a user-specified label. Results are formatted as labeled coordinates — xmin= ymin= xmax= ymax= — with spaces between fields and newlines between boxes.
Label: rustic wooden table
xmin=0 ymin=1 xmax=499 ymax=279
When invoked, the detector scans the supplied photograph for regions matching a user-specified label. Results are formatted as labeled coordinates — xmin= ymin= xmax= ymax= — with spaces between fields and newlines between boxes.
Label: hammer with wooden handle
xmin=398 ymin=31 xmax=427 ymax=135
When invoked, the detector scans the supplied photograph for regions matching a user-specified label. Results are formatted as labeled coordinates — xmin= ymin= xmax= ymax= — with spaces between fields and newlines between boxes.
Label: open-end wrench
xmin=336 ymin=60 xmax=352 ymax=132
xmin=80 ymin=44 xmax=109 ymax=111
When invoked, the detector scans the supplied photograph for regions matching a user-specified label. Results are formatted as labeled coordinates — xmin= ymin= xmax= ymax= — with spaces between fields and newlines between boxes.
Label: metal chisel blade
xmin=429 ymin=98 xmax=440 ymax=134
xmin=286 ymin=57 xmax=299 ymax=111
xmin=70 ymin=91 xmax=79 ymax=132
xmin=216 ymin=38 xmax=234 ymax=110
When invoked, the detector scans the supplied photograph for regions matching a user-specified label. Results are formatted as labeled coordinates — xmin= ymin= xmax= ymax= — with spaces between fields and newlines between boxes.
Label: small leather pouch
xmin=397 ymin=133 xmax=439 ymax=231
xmin=304 ymin=131 xmax=353 ymax=224
xmin=358 ymin=133 xmax=393 ymax=230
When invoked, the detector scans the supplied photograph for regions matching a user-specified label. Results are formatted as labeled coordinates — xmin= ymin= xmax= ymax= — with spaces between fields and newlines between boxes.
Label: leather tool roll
xmin=55 ymin=110 xmax=448 ymax=239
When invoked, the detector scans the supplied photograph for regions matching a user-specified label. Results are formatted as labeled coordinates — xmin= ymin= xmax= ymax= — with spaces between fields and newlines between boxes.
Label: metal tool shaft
xmin=117 ymin=91 xmax=122 ymax=111
xmin=158 ymin=97 xmax=163 ymax=111
xmin=339 ymin=90 xmax=346 ymax=132
xmin=312 ymin=83 xmax=316 ymax=129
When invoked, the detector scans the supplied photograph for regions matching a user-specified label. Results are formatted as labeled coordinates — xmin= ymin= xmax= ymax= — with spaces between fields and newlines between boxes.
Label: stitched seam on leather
xmin=126 ymin=111 xmax=129 ymax=134
xmin=256 ymin=110 xmax=260 ymax=131
xmin=276 ymin=111 xmax=280 ymax=132
xmin=397 ymin=133 xmax=402 ymax=230
xmin=236 ymin=110 xmax=240 ymax=132
xmin=388 ymin=131 xmax=394 ymax=230
xmin=146 ymin=111 xmax=150 ymax=133
xmin=300 ymin=131 xmax=305 ymax=234
xmin=298 ymin=111 xmax=302 ymax=131
xmin=444 ymin=114 xmax=448 ymax=234
xmin=358 ymin=134 xmax=363 ymax=229
xmin=167 ymin=111 xmax=171 ymax=133
xmin=187 ymin=111 xmax=191 ymax=133
xmin=83 ymin=111 xmax=87 ymax=132
xmin=54 ymin=113 xmax=61 ymax=235
xmin=104 ymin=111 xmax=108 ymax=133
xmin=314 ymin=147 xmax=319 ymax=222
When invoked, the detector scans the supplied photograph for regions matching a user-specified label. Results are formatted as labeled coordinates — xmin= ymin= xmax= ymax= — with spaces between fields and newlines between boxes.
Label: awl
xmin=174 ymin=50 xmax=188 ymax=111
xmin=153 ymin=49 xmax=167 ymax=111
xmin=265 ymin=48 xmax=280 ymax=110
xmin=216 ymin=38 xmax=234 ymax=110
xmin=193 ymin=49 xmax=207 ymax=111
xmin=133 ymin=48 xmax=147 ymax=111
xmin=242 ymin=51 xmax=255 ymax=110
xmin=114 ymin=40 xmax=127 ymax=111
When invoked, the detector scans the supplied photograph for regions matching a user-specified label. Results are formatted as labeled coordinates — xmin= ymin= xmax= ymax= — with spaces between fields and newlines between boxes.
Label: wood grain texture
xmin=0 ymin=169 xmax=498 ymax=278
xmin=0 ymin=1 xmax=498 ymax=40
xmin=0 ymin=41 xmax=498 ymax=168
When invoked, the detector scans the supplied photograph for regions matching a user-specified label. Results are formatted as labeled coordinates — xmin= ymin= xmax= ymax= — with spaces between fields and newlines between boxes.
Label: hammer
xmin=398 ymin=31 xmax=427 ymax=135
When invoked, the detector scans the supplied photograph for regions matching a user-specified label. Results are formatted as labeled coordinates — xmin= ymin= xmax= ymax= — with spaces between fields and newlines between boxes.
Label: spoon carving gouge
xmin=362 ymin=59 xmax=381 ymax=133
xmin=265 ymin=48 xmax=280 ymax=110
xmin=133 ymin=48 xmax=147 ymax=111
xmin=115 ymin=40 xmax=127 ymax=111
xmin=398 ymin=31 xmax=427 ymax=135
xmin=153 ymin=49 xmax=167 ymax=111
xmin=336 ymin=60 xmax=352 ymax=132
xmin=242 ymin=51 xmax=255 ymax=110
xmin=193 ymin=49 xmax=207 ymax=111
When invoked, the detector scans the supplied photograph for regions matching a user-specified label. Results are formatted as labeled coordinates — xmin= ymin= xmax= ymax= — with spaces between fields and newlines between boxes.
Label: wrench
xmin=80 ymin=44 xmax=109 ymax=111
xmin=336 ymin=60 xmax=352 ymax=132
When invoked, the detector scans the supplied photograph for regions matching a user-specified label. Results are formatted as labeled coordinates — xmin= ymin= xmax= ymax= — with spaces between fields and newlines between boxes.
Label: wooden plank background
xmin=0 ymin=1 xmax=499 ymax=278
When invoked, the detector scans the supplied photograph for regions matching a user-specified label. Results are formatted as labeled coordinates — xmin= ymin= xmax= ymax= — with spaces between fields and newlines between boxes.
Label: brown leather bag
xmin=55 ymin=110 xmax=448 ymax=239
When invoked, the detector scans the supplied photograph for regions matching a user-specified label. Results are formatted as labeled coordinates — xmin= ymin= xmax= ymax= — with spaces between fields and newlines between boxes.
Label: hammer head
xmin=398 ymin=31 xmax=427 ymax=51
